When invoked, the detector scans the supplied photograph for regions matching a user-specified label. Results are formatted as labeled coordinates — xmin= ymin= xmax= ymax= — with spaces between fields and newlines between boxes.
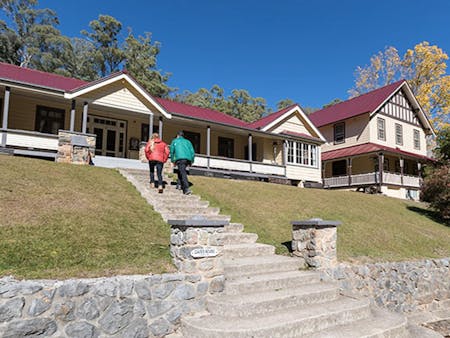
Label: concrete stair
xmin=121 ymin=169 xmax=412 ymax=338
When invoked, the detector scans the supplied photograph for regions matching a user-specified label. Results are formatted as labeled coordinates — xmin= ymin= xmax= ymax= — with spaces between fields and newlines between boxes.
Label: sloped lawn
xmin=0 ymin=156 xmax=173 ymax=279
xmin=190 ymin=176 xmax=450 ymax=262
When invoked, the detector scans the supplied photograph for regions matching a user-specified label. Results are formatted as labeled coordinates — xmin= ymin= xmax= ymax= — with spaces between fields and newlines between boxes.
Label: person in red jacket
xmin=145 ymin=133 xmax=170 ymax=193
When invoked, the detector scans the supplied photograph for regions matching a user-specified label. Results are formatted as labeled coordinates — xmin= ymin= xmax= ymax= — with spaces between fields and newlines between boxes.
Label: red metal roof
xmin=309 ymin=80 xmax=405 ymax=128
xmin=155 ymin=98 xmax=249 ymax=127
xmin=0 ymin=62 xmax=87 ymax=91
xmin=280 ymin=130 xmax=322 ymax=143
xmin=321 ymin=142 xmax=432 ymax=161
xmin=247 ymin=104 xmax=298 ymax=129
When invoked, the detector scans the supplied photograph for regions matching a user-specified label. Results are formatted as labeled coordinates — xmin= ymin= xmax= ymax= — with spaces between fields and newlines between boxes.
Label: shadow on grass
xmin=407 ymin=206 xmax=450 ymax=227
xmin=281 ymin=241 xmax=293 ymax=253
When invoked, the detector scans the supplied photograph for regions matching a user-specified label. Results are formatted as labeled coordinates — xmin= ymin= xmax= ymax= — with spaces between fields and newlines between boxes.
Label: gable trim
xmin=261 ymin=105 xmax=326 ymax=142
xmin=370 ymin=81 xmax=434 ymax=136
xmin=64 ymin=73 xmax=171 ymax=119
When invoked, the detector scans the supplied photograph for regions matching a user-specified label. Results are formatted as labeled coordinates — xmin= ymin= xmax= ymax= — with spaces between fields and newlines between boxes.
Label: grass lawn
xmin=190 ymin=176 xmax=450 ymax=263
xmin=0 ymin=156 xmax=173 ymax=279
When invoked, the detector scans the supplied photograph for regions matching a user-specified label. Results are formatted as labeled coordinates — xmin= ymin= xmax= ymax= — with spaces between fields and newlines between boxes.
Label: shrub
xmin=421 ymin=163 xmax=450 ymax=219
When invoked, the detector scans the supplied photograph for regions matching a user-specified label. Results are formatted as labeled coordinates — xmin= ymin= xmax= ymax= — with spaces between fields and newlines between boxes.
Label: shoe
xmin=176 ymin=184 xmax=181 ymax=190
xmin=184 ymin=190 xmax=192 ymax=195
xmin=158 ymin=187 xmax=163 ymax=194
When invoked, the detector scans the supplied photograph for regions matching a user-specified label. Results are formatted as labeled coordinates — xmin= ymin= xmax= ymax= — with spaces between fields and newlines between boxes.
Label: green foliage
xmin=322 ymin=98 xmax=343 ymax=108
xmin=421 ymin=164 xmax=450 ymax=219
xmin=175 ymin=85 xmax=269 ymax=122
xmin=81 ymin=14 xmax=124 ymax=77
xmin=124 ymin=30 xmax=172 ymax=97
xmin=435 ymin=126 xmax=450 ymax=162
xmin=276 ymin=98 xmax=295 ymax=110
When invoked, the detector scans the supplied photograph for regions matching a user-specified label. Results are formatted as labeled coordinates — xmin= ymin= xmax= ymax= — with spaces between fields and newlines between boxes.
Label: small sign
xmin=191 ymin=247 xmax=218 ymax=258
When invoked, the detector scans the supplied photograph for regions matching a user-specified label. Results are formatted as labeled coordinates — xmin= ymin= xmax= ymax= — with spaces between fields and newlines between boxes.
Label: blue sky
xmin=38 ymin=0 xmax=450 ymax=111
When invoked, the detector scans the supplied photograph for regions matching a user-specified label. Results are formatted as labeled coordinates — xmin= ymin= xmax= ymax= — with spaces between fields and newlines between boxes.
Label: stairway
xmin=122 ymin=169 xmax=416 ymax=338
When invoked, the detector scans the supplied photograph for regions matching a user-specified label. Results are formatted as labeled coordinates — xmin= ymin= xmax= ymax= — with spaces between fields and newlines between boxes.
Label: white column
xmin=82 ymin=101 xmax=88 ymax=134
xmin=158 ymin=117 xmax=163 ymax=138
xmin=206 ymin=126 xmax=211 ymax=169
xmin=149 ymin=113 xmax=154 ymax=139
xmin=248 ymin=134 xmax=253 ymax=172
xmin=69 ymin=100 xmax=76 ymax=132
xmin=2 ymin=86 xmax=11 ymax=147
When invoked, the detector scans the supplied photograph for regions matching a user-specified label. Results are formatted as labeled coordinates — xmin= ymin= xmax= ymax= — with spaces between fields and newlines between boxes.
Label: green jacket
xmin=170 ymin=136 xmax=195 ymax=163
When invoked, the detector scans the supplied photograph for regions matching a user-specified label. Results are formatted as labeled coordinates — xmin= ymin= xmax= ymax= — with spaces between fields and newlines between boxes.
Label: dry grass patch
xmin=190 ymin=176 xmax=450 ymax=262
xmin=0 ymin=156 xmax=173 ymax=279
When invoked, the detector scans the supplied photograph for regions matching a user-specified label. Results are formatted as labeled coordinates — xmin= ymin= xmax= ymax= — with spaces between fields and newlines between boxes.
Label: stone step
xmin=211 ymin=232 xmax=258 ymax=245
xmin=222 ymin=243 xmax=275 ymax=259
xmin=153 ymin=199 xmax=209 ymax=208
xmin=181 ymin=297 xmax=371 ymax=338
xmin=156 ymin=206 xmax=220 ymax=215
xmin=223 ymin=255 xmax=304 ymax=279
xmin=224 ymin=270 xmax=321 ymax=296
xmin=224 ymin=223 xmax=243 ymax=233
xmin=309 ymin=306 xmax=409 ymax=338
xmin=164 ymin=214 xmax=231 ymax=222
xmin=207 ymin=282 xmax=339 ymax=318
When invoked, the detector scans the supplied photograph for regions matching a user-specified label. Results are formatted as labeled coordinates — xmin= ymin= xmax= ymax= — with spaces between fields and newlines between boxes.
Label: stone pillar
xmin=56 ymin=130 xmax=96 ymax=165
xmin=168 ymin=218 xmax=228 ymax=293
xmin=291 ymin=218 xmax=341 ymax=269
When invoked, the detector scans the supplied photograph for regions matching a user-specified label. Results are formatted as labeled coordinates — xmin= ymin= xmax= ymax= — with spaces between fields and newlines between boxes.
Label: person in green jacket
xmin=170 ymin=130 xmax=195 ymax=195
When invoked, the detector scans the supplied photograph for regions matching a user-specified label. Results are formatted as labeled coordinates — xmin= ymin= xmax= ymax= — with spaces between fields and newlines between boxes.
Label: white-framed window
xmin=395 ymin=123 xmax=403 ymax=145
xmin=377 ymin=117 xmax=385 ymax=141
xmin=413 ymin=129 xmax=420 ymax=149
xmin=334 ymin=122 xmax=345 ymax=144
xmin=286 ymin=141 xmax=317 ymax=167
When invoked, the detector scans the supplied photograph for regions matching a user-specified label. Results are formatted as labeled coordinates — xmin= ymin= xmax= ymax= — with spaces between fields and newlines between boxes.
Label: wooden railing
xmin=193 ymin=154 xmax=286 ymax=176
xmin=1 ymin=128 xmax=58 ymax=150
xmin=324 ymin=171 xmax=420 ymax=188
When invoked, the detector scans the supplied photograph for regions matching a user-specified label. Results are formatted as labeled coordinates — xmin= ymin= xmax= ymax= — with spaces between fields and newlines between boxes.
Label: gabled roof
xmin=309 ymin=80 xmax=405 ymax=127
xmin=247 ymin=104 xmax=297 ymax=129
xmin=0 ymin=62 xmax=87 ymax=91
xmin=156 ymin=98 xmax=249 ymax=127
xmin=321 ymin=142 xmax=433 ymax=161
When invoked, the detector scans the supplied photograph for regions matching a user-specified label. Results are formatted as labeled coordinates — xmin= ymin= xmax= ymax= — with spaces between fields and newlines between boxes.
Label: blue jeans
xmin=149 ymin=161 xmax=163 ymax=188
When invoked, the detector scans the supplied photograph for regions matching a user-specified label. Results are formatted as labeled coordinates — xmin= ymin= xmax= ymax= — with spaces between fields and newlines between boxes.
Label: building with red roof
xmin=0 ymin=62 xmax=324 ymax=184
xmin=309 ymin=80 xmax=435 ymax=200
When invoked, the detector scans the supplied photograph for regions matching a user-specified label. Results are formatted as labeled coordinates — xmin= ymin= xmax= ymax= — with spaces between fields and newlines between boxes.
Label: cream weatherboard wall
xmin=369 ymin=114 xmax=427 ymax=156
xmin=319 ymin=113 xmax=371 ymax=152
xmin=270 ymin=112 xmax=314 ymax=135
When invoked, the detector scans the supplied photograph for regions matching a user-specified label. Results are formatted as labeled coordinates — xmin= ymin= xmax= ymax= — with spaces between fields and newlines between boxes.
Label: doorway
xmin=87 ymin=115 xmax=126 ymax=157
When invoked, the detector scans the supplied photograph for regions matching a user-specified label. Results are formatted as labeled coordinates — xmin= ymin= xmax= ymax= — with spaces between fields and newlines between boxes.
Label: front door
xmin=87 ymin=115 xmax=126 ymax=157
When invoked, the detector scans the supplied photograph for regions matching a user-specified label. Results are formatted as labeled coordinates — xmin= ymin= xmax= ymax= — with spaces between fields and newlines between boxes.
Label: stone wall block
xmin=4 ymin=318 xmax=57 ymax=338
xmin=152 ymin=282 xmax=176 ymax=300
xmin=172 ymin=283 xmax=196 ymax=301
xmin=121 ymin=318 xmax=149 ymax=338
xmin=0 ymin=297 xmax=24 ymax=322
xmin=76 ymin=298 xmax=100 ymax=320
xmin=134 ymin=280 xmax=152 ymax=300
xmin=59 ymin=281 xmax=89 ymax=297
xmin=209 ymin=276 xmax=225 ymax=293
xmin=65 ymin=321 xmax=99 ymax=338
xmin=147 ymin=300 xmax=174 ymax=318
xmin=149 ymin=317 xmax=172 ymax=337
xmin=28 ymin=297 xmax=51 ymax=317
xmin=54 ymin=300 xmax=75 ymax=322
xmin=98 ymin=299 xmax=134 ymax=335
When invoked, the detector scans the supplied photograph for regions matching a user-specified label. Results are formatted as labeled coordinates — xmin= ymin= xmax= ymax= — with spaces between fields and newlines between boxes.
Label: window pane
xmin=303 ymin=144 xmax=309 ymax=165
xmin=35 ymin=106 xmax=65 ymax=134
xmin=377 ymin=118 xmax=385 ymax=140
xmin=106 ymin=130 xmax=116 ymax=151
xmin=334 ymin=123 xmax=345 ymax=143
xmin=395 ymin=124 xmax=403 ymax=145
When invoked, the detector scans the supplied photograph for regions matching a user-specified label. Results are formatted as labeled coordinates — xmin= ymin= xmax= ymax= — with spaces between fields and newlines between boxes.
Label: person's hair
xmin=151 ymin=133 xmax=159 ymax=139
xmin=177 ymin=130 xmax=184 ymax=137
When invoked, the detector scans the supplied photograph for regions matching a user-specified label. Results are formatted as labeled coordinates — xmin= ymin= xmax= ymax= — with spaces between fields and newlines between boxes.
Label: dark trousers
xmin=176 ymin=159 xmax=190 ymax=193
xmin=149 ymin=161 xmax=164 ymax=188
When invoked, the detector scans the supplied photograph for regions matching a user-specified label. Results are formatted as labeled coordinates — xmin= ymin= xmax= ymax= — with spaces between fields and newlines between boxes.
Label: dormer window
xmin=334 ymin=122 xmax=345 ymax=144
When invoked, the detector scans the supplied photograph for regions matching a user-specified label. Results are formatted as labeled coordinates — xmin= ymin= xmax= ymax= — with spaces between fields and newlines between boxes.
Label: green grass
xmin=0 ymin=156 xmax=174 ymax=279
xmin=190 ymin=176 xmax=450 ymax=262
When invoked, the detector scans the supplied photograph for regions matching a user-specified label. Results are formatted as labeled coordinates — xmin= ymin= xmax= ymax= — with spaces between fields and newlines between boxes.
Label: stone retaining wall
xmin=321 ymin=257 xmax=450 ymax=313
xmin=0 ymin=273 xmax=210 ymax=337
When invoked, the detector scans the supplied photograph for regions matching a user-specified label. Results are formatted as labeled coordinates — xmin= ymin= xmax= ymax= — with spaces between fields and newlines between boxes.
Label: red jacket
xmin=145 ymin=138 xmax=169 ymax=163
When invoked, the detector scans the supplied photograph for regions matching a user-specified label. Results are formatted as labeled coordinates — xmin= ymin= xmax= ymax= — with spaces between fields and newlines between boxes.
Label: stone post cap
xmin=291 ymin=218 xmax=341 ymax=227
xmin=168 ymin=216 xmax=228 ymax=227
